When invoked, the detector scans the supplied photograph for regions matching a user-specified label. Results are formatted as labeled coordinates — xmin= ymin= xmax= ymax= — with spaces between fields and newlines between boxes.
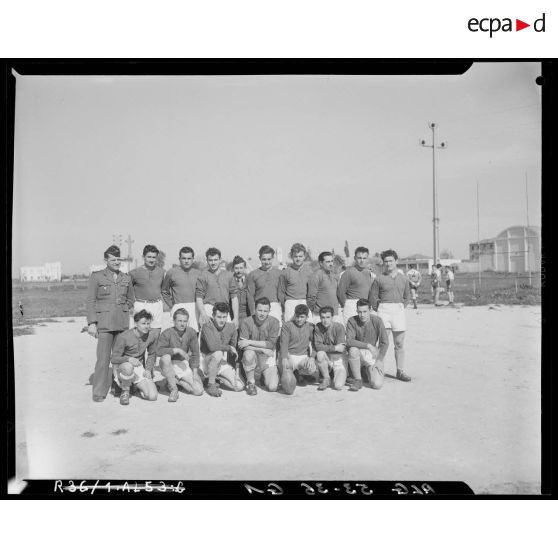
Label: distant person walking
xmin=406 ymin=264 xmax=422 ymax=310
xmin=444 ymin=266 xmax=455 ymax=305
xmin=431 ymin=263 xmax=442 ymax=306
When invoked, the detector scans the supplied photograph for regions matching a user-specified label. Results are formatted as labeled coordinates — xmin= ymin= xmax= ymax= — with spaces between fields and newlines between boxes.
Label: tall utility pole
xmin=477 ymin=179 xmax=481 ymax=287
xmin=525 ymin=172 xmax=532 ymax=284
xmin=420 ymin=122 xmax=447 ymax=267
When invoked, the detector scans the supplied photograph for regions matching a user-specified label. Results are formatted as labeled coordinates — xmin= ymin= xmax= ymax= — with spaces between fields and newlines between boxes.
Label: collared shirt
xmin=336 ymin=265 xmax=374 ymax=305
xmin=161 ymin=266 xmax=201 ymax=307
xmin=313 ymin=322 xmax=346 ymax=353
xmin=195 ymin=269 xmax=238 ymax=306
xmin=278 ymin=263 xmax=313 ymax=303
xmin=86 ymin=268 xmax=134 ymax=331
xmin=156 ymin=326 xmax=200 ymax=368
xmin=279 ymin=320 xmax=314 ymax=359
xmin=246 ymin=267 xmax=281 ymax=314
xmin=345 ymin=315 xmax=389 ymax=360
xmin=130 ymin=265 xmax=165 ymax=301
xmin=233 ymin=275 xmax=249 ymax=320
xmin=111 ymin=328 xmax=158 ymax=371
xmin=200 ymin=320 xmax=238 ymax=354
xmin=306 ymin=268 xmax=340 ymax=313
xmin=239 ymin=315 xmax=280 ymax=349
xmin=369 ymin=272 xmax=410 ymax=310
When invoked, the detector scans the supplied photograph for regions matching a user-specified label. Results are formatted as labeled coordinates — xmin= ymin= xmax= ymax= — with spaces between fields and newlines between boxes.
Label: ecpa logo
xmin=468 ymin=13 xmax=546 ymax=37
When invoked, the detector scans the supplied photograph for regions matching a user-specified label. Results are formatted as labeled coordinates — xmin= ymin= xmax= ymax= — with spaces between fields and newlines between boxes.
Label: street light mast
xmin=420 ymin=122 xmax=447 ymax=267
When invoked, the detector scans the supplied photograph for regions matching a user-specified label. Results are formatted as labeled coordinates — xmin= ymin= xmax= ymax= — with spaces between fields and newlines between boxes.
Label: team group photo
xmin=11 ymin=63 xmax=542 ymax=493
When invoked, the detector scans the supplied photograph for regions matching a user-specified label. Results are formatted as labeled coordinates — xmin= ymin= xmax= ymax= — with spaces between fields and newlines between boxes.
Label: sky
xmin=12 ymin=62 xmax=542 ymax=275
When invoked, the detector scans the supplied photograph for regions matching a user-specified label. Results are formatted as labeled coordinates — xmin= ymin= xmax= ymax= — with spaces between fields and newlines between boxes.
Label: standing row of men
xmin=86 ymin=242 xmax=412 ymax=404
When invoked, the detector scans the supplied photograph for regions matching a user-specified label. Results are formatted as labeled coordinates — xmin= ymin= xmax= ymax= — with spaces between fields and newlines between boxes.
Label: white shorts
xmin=169 ymin=360 xmax=197 ymax=382
xmin=350 ymin=348 xmax=377 ymax=368
xmin=269 ymin=302 xmax=282 ymax=324
xmin=286 ymin=353 xmax=316 ymax=373
xmin=114 ymin=364 xmax=148 ymax=385
xmin=377 ymin=302 xmax=406 ymax=331
xmin=130 ymin=300 xmax=163 ymax=329
xmin=170 ymin=302 xmax=199 ymax=332
xmin=311 ymin=307 xmax=343 ymax=325
xmin=199 ymin=353 xmax=235 ymax=376
xmin=319 ymin=352 xmax=347 ymax=371
xmin=342 ymin=299 xmax=358 ymax=325
xmin=284 ymin=299 xmax=313 ymax=322
xmin=243 ymin=351 xmax=277 ymax=372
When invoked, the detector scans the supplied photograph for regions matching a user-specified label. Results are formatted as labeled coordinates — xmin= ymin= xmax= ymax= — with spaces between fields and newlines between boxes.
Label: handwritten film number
xmin=244 ymin=482 xmax=434 ymax=495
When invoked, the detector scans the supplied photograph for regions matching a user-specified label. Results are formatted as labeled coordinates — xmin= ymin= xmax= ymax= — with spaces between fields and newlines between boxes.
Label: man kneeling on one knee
xmin=238 ymin=297 xmax=281 ymax=396
xmin=345 ymin=299 xmax=389 ymax=391
xmin=313 ymin=305 xmax=348 ymax=391
xmin=199 ymin=302 xmax=244 ymax=397
xmin=110 ymin=309 xmax=159 ymax=405
xmin=279 ymin=304 xmax=317 ymax=395
xmin=156 ymin=308 xmax=203 ymax=402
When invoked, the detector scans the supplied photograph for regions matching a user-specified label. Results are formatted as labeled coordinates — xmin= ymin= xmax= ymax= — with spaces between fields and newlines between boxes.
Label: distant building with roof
xmin=20 ymin=262 xmax=62 ymax=282
xmin=397 ymin=254 xmax=461 ymax=274
xmin=468 ymin=225 xmax=540 ymax=272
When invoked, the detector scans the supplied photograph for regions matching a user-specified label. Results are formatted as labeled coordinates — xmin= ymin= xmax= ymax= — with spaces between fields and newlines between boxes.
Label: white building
xmin=20 ymin=262 xmax=62 ymax=282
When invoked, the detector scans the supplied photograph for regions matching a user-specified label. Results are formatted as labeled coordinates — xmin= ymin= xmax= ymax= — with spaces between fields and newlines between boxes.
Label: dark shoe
xmin=345 ymin=377 xmax=355 ymax=386
xmin=396 ymin=370 xmax=412 ymax=382
xmin=206 ymin=383 xmax=222 ymax=397
xmin=119 ymin=391 xmax=130 ymax=405
xmin=92 ymin=395 xmax=105 ymax=402
xmin=349 ymin=379 xmax=363 ymax=391
xmin=246 ymin=382 xmax=258 ymax=396
xmin=168 ymin=387 xmax=179 ymax=402
xmin=318 ymin=378 xmax=330 ymax=391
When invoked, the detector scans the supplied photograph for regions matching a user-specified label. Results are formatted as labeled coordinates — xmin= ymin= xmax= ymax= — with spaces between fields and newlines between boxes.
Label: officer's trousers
xmin=92 ymin=331 xmax=121 ymax=399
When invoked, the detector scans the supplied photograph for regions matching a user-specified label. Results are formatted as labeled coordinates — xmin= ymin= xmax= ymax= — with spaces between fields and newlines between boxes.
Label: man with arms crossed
xmin=238 ymin=297 xmax=281 ymax=395
xmin=231 ymin=255 xmax=250 ymax=322
xmin=200 ymin=302 xmax=244 ymax=397
xmin=369 ymin=249 xmax=411 ymax=382
xmin=162 ymin=247 xmax=202 ymax=332
xmin=406 ymin=263 xmax=422 ymax=310
xmin=196 ymin=247 xmax=239 ymax=329
xmin=307 ymin=251 xmax=342 ymax=324
xmin=157 ymin=307 xmax=203 ymax=402
xmin=110 ymin=309 xmax=159 ymax=405
xmin=87 ymin=245 xmax=134 ymax=402
xmin=313 ymin=305 xmax=347 ymax=391
xmin=279 ymin=304 xmax=317 ymax=395
xmin=130 ymin=244 xmax=165 ymax=337
xmin=279 ymin=243 xmax=314 ymax=322
xmin=346 ymin=299 xmax=389 ymax=391
xmin=246 ymin=245 xmax=282 ymax=323
xmin=337 ymin=246 xmax=375 ymax=326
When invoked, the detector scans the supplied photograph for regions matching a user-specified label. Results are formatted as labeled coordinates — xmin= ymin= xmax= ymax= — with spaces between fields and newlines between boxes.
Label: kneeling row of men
xmin=111 ymin=296 xmax=389 ymax=405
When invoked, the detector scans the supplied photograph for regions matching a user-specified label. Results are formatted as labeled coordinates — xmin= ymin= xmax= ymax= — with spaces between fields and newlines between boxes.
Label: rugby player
xmin=246 ymin=245 xmax=282 ymax=323
xmin=406 ymin=263 xmax=422 ymax=310
xmin=130 ymin=244 xmax=165 ymax=336
xmin=431 ymin=263 xmax=443 ymax=306
xmin=346 ymin=299 xmax=389 ymax=391
xmin=279 ymin=304 xmax=317 ymax=395
xmin=231 ymin=255 xmax=250 ymax=322
xmin=337 ymin=246 xmax=375 ymax=325
xmin=369 ymin=249 xmax=411 ymax=382
xmin=161 ymin=247 xmax=202 ymax=332
xmin=196 ymin=247 xmax=239 ymax=328
xmin=279 ymin=243 xmax=314 ymax=322
xmin=307 ymin=251 xmax=342 ymax=324
xmin=157 ymin=308 xmax=203 ymax=402
xmin=110 ymin=309 xmax=159 ymax=405
xmin=313 ymin=305 xmax=347 ymax=390
xmin=238 ymin=297 xmax=281 ymax=395
xmin=199 ymin=302 xmax=244 ymax=397
xmin=444 ymin=265 xmax=455 ymax=305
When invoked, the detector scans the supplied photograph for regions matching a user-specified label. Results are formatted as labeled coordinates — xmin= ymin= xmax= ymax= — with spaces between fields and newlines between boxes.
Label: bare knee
xmin=161 ymin=354 xmax=172 ymax=366
xmin=316 ymin=351 xmax=327 ymax=363
xmin=242 ymin=350 xmax=257 ymax=367
xmin=348 ymin=347 xmax=360 ymax=359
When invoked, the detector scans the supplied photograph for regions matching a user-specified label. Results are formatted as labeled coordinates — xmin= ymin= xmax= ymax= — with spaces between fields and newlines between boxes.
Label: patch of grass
xmin=81 ymin=431 xmax=96 ymax=438
xmin=13 ymin=326 xmax=36 ymax=337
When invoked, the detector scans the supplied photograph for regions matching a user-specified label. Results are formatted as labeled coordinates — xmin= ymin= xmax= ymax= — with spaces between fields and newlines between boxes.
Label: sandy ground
xmin=13 ymin=304 xmax=541 ymax=494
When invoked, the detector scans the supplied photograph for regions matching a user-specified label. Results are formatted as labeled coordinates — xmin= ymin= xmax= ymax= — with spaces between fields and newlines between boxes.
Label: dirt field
xmin=12 ymin=304 xmax=541 ymax=494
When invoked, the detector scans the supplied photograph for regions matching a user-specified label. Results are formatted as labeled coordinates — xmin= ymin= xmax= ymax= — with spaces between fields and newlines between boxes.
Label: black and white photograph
xmin=9 ymin=61 xmax=543 ymax=495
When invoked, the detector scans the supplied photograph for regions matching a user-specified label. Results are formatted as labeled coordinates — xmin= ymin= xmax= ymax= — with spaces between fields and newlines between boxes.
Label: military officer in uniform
xmin=86 ymin=245 xmax=134 ymax=402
